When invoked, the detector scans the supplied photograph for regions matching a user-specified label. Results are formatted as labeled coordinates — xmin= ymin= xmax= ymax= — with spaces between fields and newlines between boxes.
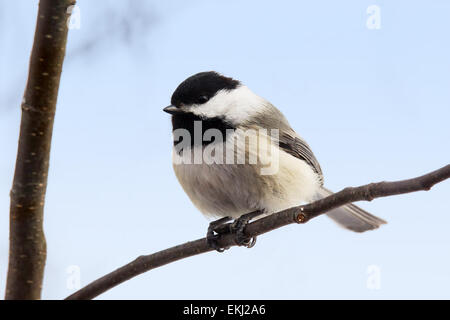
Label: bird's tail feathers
xmin=317 ymin=187 xmax=387 ymax=233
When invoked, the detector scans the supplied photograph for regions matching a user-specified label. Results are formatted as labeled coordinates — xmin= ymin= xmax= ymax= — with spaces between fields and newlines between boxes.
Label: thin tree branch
xmin=66 ymin=164 xmax=450 ymax=300
xmin=5 ymin=0 xmax=75 ymax=300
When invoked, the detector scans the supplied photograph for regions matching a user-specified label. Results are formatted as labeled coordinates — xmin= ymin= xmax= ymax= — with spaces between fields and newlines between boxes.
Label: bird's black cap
xmin=170 ymin=71 xmax=240 ymax=107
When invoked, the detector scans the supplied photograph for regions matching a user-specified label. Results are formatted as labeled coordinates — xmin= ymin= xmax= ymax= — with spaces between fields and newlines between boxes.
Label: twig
xmin=5 ymin=0 xmax=75 ymax=299
xmin=66 ymin=164 xmax=450 ymax=300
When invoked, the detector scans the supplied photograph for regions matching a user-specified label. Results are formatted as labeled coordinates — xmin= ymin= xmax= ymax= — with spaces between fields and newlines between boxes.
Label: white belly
xmin=172 ymin=131 xmax=321 ymax=219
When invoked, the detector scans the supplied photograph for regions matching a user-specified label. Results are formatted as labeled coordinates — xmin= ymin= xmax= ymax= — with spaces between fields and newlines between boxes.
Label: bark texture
xmin=6 ymin=0 xmax=75 ymax=300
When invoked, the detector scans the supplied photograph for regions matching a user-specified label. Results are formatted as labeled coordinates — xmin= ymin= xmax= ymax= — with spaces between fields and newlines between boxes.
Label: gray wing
xmin=278 ymin=131 xmax=324 ymax=183
xmin=246 ymin=102 xmax=324 ymax=184
xmin=246 ymin=102 xmax=386 ymax=232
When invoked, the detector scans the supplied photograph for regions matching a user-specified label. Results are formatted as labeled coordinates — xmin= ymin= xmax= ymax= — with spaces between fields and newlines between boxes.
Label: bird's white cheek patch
xmin=191 ymin=86 xmax=265 ymax=125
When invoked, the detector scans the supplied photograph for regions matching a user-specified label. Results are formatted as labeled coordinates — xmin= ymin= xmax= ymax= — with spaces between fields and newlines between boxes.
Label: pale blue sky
xmin=0 ymin=0 xmax=449 ymax=299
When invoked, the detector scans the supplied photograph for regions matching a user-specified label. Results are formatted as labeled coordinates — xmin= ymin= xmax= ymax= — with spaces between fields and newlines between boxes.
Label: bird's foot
xmin=207 ymin=211 xmax=264 ymax=252
xmin=207 ymin=216 xmax=232 ymax=252
xmin=231 ymin=210 xmax=263 ymax=248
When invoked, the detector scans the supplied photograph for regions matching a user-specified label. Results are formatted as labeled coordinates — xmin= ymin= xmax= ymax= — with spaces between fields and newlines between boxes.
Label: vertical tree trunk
xmin=5 ymin=0 xmax=75 ymax=300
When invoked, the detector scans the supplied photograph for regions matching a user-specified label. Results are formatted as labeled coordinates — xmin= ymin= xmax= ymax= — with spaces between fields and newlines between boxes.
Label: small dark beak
xmin=163 ymin=105 xmax=184 ymax=115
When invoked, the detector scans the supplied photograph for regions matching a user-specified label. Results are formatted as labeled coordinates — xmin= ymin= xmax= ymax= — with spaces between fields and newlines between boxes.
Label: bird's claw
xmin=231 ymin=211 xmax=261 ymax=248
xmin=206 ymin=211 xmax=263 ymax=252
xmin=207 ymin=216 xmax=232 ymax=252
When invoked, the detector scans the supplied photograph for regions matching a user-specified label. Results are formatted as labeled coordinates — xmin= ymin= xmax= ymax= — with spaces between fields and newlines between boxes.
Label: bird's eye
xmin=197 ymin=95 xmax=209 ymax=104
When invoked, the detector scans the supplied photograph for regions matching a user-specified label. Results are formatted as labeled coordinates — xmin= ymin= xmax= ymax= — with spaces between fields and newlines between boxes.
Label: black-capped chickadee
xmin=164 ymin=71 xmax=386 ymax=251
